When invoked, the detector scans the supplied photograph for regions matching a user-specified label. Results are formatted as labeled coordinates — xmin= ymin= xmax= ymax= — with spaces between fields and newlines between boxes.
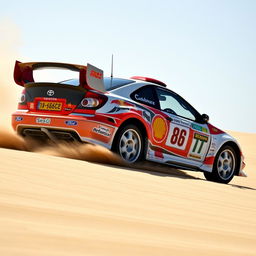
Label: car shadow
xmin=229 ymin=184 xmax=256 ymax=191
xmin=103 ymin=161 xmax=256 ymax=191
xmin=104 ymin=160 xmax=201 ymax=180
xmin=131 ymin=161 xmax=200 ymax=179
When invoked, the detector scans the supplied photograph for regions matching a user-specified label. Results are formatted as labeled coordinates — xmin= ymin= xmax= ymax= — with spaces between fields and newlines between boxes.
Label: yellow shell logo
xmin=152 ymin=116 xmax=167 ymax=142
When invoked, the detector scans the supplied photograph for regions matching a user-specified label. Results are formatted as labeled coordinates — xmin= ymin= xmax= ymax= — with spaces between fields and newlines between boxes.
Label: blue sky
xmin=1 ymin=0 xmax=256 ymax=132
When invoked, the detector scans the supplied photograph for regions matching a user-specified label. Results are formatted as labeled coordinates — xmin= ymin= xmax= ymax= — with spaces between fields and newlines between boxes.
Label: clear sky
xmin=1 ymin=0 xmax=256 ymax=132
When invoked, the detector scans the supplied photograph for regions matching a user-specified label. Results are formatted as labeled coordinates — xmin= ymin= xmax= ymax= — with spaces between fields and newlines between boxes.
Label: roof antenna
xmin=110 ymin=54 xmax=113 ymax=87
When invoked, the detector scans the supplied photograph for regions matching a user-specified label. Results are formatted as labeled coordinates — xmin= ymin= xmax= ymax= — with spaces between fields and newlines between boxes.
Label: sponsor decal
xmin=90 ymin=70 xmax=103 ymax=79
xmin=134 ymin=94 xmax=155 ymax=106
xmin=194 ymin=133 xmax=208 ymax=142
xmin=172 ymin=118 xmax=190 ymax=127
xmin=47 ymin=90 xmax=55 ymax=97
xmin=152 ymin=115 xmax=168 ymax=142
xmin=192 ymin=123 xmax=208 ymax=133
xmin=65 ymin=120 xmax=78 ymax=126
xmin=92 ymin=125 xmax=111 ymax=137
xmin=15 ymin=116 xmax=23 ymax=121
xmin=36 ymin=118 xmax=51 ymax=124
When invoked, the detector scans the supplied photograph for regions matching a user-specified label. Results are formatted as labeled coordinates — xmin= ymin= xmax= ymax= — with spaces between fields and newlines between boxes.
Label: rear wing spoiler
xmin=14 ymin=61 xmax=106 ymax=92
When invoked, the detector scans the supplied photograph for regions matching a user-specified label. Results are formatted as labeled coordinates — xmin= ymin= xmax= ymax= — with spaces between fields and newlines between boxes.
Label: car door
xmin=154 ymin=87 xmax=211 ymax=168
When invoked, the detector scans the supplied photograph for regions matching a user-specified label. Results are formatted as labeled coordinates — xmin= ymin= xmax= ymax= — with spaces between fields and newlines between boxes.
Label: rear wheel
xmin=204 ymin=145 xmax=237 ymax=184
xmin=114 ymin=125 xmax=144 ymax=163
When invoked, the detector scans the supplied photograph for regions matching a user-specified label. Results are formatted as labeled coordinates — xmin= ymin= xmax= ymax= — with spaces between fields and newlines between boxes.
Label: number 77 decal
xmin=189 ymin=133 xmax=209 ymax=160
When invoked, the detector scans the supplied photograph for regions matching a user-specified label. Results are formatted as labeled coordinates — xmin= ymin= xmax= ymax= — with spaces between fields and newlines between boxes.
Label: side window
xmin=156 ymin=88 xmax=197 ymax=121
xmin=131 ymin=86 xmax=158 ymax=108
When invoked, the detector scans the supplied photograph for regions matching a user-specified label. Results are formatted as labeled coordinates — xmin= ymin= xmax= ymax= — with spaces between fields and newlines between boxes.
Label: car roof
xmin=106 ymin=77 xmax=167 ymax=91
xmin=58 ymin=77 xmax=168 ymax=92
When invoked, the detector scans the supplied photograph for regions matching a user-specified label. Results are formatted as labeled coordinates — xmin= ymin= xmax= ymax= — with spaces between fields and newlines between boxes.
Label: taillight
xmin=18 ymin=89 xmax=28 ymax=110
xmin=20 ymin=93 xmax=26 ymax=103
xmin=79 ymin=91 xmax=107 ymax=109
xmin=81 ymin=98 xmax=100 ymax=108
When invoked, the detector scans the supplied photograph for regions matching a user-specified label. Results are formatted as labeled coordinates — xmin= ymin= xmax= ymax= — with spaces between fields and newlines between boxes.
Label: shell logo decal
xmin=152 ymin=115 xmax=168 ymax=142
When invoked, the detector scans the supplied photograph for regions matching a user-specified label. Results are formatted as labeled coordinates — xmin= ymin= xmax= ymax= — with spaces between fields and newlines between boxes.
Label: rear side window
xmin=60 ymin=79 xmax=80 ymax=86
xmin=104 ymin=78 xmax=134 ymax=91
xmin=33 ymin=68 xmax=79 ymax=84
xmin=131 ymin=86 xmax=158 ymax=108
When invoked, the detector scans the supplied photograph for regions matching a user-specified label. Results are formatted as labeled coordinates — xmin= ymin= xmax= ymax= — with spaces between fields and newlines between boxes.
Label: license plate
xmin=38 ymin=101 xmax=63 ymax=111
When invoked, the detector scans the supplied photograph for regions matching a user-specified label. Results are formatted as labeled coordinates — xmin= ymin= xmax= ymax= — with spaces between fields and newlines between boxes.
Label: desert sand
xmin=0 ymin=131 xmax=255 ymax=256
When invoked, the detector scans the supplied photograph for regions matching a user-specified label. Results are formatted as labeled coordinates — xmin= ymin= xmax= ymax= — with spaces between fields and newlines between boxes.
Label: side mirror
xmin=201 ymin=114 xmax=209 ymax=123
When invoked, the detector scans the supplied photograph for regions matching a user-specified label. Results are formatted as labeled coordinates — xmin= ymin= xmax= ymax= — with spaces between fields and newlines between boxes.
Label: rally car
xmin=12 ymin=61 xmax=246 ymax=184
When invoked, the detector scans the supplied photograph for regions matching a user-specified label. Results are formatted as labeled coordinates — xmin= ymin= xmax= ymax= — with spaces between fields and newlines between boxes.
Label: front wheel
xmin=113 ymin=125 xmax=144 ymax=163
xmin=204 ymin=145 xmax=237 ymax=184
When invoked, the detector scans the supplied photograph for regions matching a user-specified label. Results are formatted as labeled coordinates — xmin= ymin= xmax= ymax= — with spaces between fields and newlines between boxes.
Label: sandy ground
xmin=0 ymin=131 xmax=255 ymax=256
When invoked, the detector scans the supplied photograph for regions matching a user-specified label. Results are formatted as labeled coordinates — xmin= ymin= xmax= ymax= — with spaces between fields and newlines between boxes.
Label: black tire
xmin=113 ymin=124 xmax=144 ymax=163
xmin=204 ymin=145 xmax=237 ymax=184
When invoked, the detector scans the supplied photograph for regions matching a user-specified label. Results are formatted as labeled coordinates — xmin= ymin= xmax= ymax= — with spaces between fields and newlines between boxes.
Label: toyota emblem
xmin=47 ymin=90 xmax=55 ymax=96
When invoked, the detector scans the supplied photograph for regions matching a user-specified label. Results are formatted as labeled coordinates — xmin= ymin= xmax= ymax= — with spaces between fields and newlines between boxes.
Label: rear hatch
xmin=14 ymin=61 xmax=105 ymax=115
xmin=24 ymin=82 xmax=86 ymax=114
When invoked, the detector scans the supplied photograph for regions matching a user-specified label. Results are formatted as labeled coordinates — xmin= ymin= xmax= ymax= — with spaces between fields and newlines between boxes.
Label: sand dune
xmin=0 ymin=131 xmax=255 ymax=256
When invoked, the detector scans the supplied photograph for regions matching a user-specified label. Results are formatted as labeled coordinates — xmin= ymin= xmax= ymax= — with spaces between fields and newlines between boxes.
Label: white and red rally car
xmin=12 ymin=61 xmax=246 ymax=183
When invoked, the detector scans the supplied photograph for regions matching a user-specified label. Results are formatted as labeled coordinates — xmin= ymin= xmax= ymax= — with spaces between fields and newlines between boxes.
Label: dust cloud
xmin=0 ymin=20 xmax=125 ymax=167
xmin=0 ymin=19 xmax=22 ymax=129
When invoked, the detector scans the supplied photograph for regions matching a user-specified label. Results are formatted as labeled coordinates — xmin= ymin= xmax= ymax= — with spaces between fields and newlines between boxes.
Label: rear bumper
xmin=12 ymin=111 xmax=118 ymax=149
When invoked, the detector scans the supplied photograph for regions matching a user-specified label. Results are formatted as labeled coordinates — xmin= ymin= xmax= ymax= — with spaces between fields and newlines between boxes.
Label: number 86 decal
xmin=166 ymin=125 xmax=189 ymax=150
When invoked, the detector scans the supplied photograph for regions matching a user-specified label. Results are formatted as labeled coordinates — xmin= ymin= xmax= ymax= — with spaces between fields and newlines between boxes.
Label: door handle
xmin=166 ymin=116 xmax=173 ymax=122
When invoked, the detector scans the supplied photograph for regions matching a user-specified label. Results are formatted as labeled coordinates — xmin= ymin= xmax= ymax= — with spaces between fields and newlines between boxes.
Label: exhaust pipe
xmin=22 ymin=128 xmax=79 ymax=142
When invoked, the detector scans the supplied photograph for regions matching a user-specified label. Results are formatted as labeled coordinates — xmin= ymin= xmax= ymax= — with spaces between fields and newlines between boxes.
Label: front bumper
xmin=238 ymin=158 xmax=247 ymax=177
